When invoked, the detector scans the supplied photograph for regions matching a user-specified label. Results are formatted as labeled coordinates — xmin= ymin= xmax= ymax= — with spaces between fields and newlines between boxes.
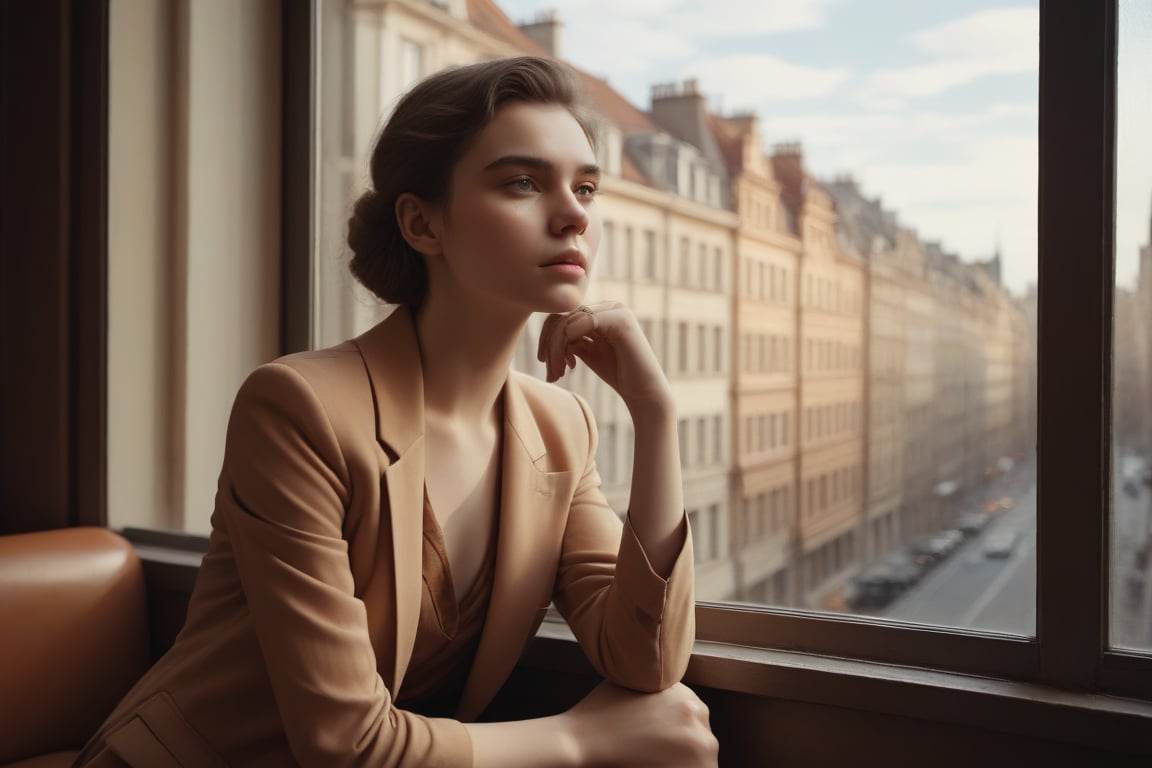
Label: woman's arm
xmin=222 ymin=363 xmax=473 ymax=767
xmin=466 ymin=681 xmax=716 ymax=768
xmin=538 ymin=301 xmax=688 ymax=577
xmin=623 ymin=397 xmax=685 ymax=577
xmin=228 ymin=360 xmax=712 ymax=767
xmin=538 ymin=303 xmax=696 ymax=693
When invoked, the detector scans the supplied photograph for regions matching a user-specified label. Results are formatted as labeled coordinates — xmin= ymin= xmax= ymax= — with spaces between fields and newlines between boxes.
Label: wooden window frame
xmin=12 ymin=0 xmax=1145 ymax=711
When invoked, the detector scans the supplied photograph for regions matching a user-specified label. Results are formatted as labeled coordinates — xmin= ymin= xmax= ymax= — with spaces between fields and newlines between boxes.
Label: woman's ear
xmin=395 ymin=193 xmax=443 ymax=257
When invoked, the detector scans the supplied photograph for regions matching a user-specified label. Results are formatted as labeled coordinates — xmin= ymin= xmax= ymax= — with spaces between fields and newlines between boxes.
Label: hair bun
xmin=347 ymin=188 xmax=427 ymax=305
xmin=347 ymin=189 xmax=388 ymax=262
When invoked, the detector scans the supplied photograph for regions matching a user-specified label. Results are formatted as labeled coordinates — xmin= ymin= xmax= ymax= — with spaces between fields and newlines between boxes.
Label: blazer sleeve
xmin=218 ymin=362 xmax=472 ymax=768
xmin=551 ymin=392 xmax=696 ymax=693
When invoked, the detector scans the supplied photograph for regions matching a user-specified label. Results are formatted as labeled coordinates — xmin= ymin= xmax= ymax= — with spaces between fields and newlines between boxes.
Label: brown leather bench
xmin=0 ymin=528 xmax=150 ymax=767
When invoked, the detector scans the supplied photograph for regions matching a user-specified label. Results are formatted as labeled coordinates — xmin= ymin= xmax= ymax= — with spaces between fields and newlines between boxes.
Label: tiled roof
xmin=575 ymin=71 xmax=659 ymax=134
xmin=771 ymin=153 xmax=805 ymax=234
xmin=467 ymin=0 xmax=548 ymax=55
xmin=708 ymin=114 xmax=748 ymax=178
xmin=463 ymin=0 xmax=668 ymax=188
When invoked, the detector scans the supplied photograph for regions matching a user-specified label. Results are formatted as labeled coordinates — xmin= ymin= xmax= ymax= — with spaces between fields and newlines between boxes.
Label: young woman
xmin=76 ymin=56 xmax=717 ymax=767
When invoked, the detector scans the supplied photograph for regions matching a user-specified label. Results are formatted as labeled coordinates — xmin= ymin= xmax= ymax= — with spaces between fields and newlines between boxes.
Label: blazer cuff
xmin=617 ymin=512 xmax=693 ymax=621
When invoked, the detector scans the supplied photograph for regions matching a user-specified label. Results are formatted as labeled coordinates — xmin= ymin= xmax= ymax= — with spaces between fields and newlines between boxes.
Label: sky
xmin=496 ymin=0 xmax=1152 ymax=295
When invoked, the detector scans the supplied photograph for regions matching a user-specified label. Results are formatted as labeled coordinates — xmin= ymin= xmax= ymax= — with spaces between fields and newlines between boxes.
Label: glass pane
xmin=1111 ymin=0 xmax=1152 ymax=653
xmin=315 ymin=0 xmax=1039 ymax=633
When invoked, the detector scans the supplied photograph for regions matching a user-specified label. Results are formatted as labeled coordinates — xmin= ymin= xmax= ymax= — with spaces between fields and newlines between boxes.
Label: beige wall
xmin=108 ymin=0 xmax=282 ymax=533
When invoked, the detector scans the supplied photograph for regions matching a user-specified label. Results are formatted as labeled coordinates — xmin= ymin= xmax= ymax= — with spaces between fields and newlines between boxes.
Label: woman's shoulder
xmin=245 ymin=340 xmax=367 ymax=394
xmin=232 ymin=340 xmax=376 ymax=441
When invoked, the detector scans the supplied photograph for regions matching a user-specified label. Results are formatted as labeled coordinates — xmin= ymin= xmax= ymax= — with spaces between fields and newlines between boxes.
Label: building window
xmin=399 ymin=38 xmax=424 ymax=89
xmin=644 ymin=229 xmax=657 ymax=280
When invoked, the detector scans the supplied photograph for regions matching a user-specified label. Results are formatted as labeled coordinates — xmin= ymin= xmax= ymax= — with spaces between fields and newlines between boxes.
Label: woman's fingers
xmin=537 ymin=302 xmax=618 ymax=382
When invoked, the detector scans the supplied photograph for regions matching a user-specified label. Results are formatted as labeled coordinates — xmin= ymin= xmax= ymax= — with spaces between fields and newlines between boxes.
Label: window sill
xmin=127 ymin=537 xmax=1152 ymax=756
xmin=527 ymin=620 xmax=1152 ymax=756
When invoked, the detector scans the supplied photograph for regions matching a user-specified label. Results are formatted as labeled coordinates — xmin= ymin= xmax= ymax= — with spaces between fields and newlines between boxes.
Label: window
xmin=696 ymin=324 xmax=706 ymax=373
xmin=1111 ymin=0 xmax=1152 ymax=657
xmin=678 ymin=321 xmax=688 ymax=374
xmin=712 ymin=414 xmax=722 ymax=464
xmin=398 ymin=38 xmax=425 ymax=91
xmin=623 ymin=226 xmax=634 ymax=280
xmin=678 ymin=236 xmax=691 ymax=285
xmin=600 ymin=221 xmax=615 ymax=279
xmin=712 ymin=326 xmax=722 ymax=372
xmin=96 ymin=0 xmax=1152 ymax=706
xmin=644 ymin=229 xmax=658 ymax=280
xmin=696 ymin=416 xmax=706 ymax=469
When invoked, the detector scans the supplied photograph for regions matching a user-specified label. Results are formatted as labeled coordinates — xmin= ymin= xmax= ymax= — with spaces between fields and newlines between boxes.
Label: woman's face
xmin=428 ymin=101 xmax=602 ymax=317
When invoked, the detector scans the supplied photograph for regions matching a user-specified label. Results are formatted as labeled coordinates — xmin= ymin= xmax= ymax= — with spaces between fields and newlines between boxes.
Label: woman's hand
xmin=537 ymin=302 xmax=672 ymax=414
xmin=559 ymin=681 xmax=719 ymax=767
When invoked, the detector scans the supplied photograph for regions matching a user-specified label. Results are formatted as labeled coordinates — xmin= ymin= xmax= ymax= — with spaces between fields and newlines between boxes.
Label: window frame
xmin=690 ymin=0 xmax=1130 ymax=696
xmin=117 ymin=0 xmax=1151 ymax=703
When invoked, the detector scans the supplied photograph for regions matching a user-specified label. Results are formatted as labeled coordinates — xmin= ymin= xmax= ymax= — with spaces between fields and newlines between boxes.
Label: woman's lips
xmin=543 ymin=263 xmax=585 ymax=276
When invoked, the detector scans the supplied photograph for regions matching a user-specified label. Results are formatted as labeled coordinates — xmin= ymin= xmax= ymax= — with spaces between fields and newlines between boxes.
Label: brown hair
xmin=347 ymin=56 xmax=592 ymax=306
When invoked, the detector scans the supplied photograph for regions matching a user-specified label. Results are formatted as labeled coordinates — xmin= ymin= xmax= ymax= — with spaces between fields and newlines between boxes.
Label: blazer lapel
xmin=455 ymin=375 xmax=575 ymax=721
xmin=352 ymin=307 xmax=425 ymax=695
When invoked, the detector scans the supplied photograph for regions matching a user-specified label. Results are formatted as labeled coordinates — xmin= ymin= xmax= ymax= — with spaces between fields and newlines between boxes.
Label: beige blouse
xmin=396 ymin=491 xmax=497 ymax=717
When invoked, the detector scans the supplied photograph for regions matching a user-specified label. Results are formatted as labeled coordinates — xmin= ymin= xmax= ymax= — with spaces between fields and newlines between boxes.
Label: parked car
xmin=983 ymin=528 xmax=1020 ymax=558
xmin=910 ymin=532 xmax=959 ymax=565
xmin=883 ymin=551 xmax=925 ymax=588
xmin=956 ymin=512 xmax=991 ymax=535
xmin=845 ymin=565 xmax=903 ymax=610
xmin=1124 ymin=479 xmax=1141 ymax=499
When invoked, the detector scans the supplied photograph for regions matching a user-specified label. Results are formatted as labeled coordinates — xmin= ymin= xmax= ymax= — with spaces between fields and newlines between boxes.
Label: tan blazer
xmin=76 ymin=307 xmax=695 ymax=768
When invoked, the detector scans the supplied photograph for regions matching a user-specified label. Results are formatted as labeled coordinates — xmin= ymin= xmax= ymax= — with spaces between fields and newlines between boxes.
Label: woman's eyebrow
xmin=483 ymin=155 xmax=601 ymax=177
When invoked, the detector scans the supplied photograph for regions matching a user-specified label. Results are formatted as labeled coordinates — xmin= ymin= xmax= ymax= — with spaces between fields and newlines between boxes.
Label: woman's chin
xmin=537 ymin=286 xmax=588 ymax=315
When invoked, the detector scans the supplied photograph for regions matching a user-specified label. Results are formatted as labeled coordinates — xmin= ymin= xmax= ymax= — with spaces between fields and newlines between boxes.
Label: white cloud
xmin=521 ymin=0 xmax=836 ymax=37
xmin=853 ymin=134 xmax=1038 ymax=294
xmin=755 ymin=105 xmax=1039 ymax=292
xmin=681 ymin=55 xmax=849 ymax=107
xmin=501 ymin=0 xmax=841 ymax=105
xmin=860 ymin=7 xmax=1038 ymax=101
xmin=912 ymin=7 xmax=1039 ymax=62
xmin=665 ymin=0 xmax=838 ymax=38
xmin=562 ymin=18 xmax=695 ymax=75
xmin=760 ymin=101 xmax=1036 ymax=171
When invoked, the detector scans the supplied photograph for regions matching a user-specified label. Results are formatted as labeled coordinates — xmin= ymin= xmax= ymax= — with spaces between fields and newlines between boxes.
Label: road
xmin=877 ymin=483 xmax=1037 ymax=634
xmin=864 ymin=456 xmax=1152 ymax=644
xmin=1113 ymin=451 xmax=1152 ymax=650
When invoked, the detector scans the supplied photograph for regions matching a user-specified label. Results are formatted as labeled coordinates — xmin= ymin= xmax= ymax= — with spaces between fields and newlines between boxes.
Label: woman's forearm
xmin=464 ymin=715 xmax=580 ymax=768
xmin=625 ymin=397 xmax=686 ymax=577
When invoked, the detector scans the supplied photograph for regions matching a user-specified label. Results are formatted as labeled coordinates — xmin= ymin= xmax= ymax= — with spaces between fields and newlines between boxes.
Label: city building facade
xmin=318 ymin=0 xmax=1039 ymax=608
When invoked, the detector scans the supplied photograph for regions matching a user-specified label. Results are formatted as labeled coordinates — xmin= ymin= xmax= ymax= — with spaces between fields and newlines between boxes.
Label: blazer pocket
xmin=105 ymin=691 xmax=227 ymax=768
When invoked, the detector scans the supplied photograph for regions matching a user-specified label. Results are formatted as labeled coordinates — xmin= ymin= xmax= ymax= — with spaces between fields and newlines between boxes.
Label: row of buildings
xmin=1114 ymin=206 xmax=1152 ymax=646
xmin=316 ymin=0 xmax=1038 ymax=607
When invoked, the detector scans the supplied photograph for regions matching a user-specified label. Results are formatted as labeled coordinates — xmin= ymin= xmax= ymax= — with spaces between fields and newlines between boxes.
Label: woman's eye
xmin=575 ymin=183 xmax=599 ymax=198
xmin=509 ymin=178 xmax=536 ymax=192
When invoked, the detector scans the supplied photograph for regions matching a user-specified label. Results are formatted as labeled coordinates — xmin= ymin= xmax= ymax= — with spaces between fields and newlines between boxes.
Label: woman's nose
xmin=550 ymin=190 xmax=589 ymax=236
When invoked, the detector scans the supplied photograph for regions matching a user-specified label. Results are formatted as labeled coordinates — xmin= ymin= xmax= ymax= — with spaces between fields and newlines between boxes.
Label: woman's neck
xmin=413 ymin=294 xmax=527 ymax=428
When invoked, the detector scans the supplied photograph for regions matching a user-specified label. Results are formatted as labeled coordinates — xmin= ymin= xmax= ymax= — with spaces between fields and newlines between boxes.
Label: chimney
xmin=518 ymin=10 xmax=563 ymax=58
xmin=649 ymin=79 xmax=710 ymax=149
